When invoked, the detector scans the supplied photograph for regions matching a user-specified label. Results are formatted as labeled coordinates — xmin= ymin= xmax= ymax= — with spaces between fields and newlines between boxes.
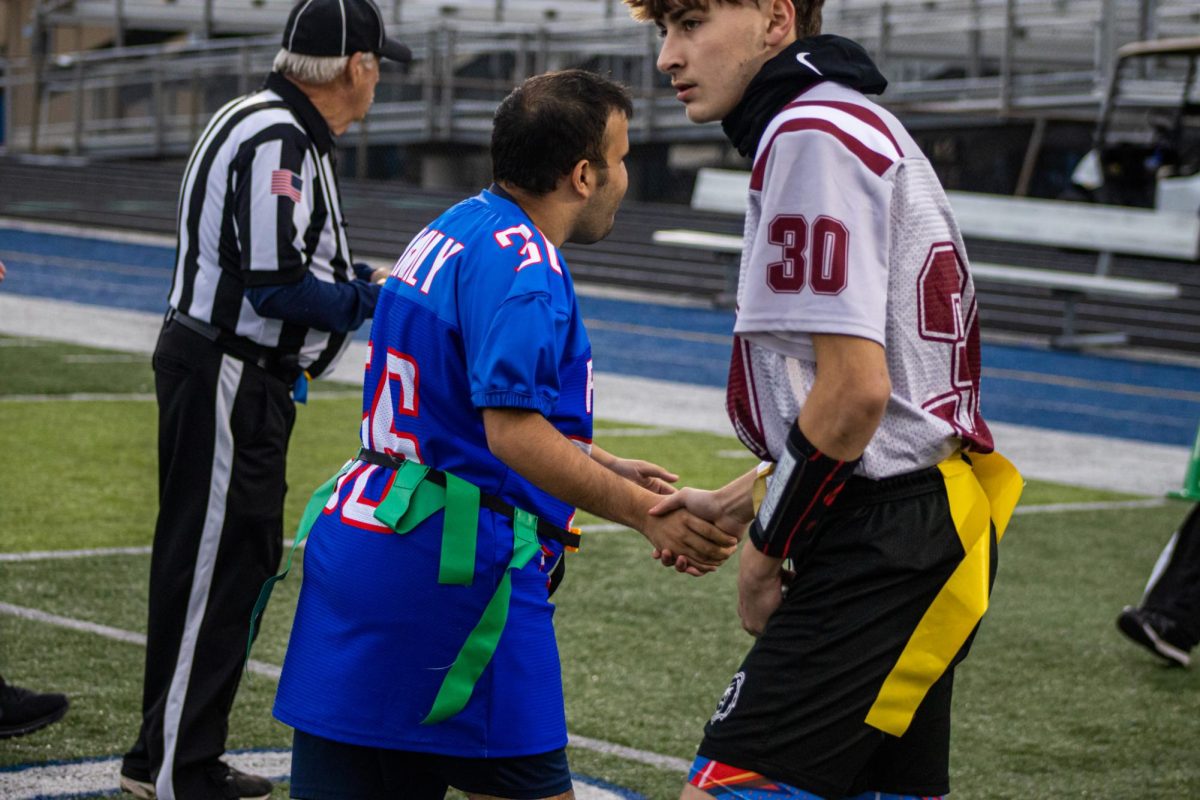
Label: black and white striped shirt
xmin=167 ymin=72 xmax=358 ymax=378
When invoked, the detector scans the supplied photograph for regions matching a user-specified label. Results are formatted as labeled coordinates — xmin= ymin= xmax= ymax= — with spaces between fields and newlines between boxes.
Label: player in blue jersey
xmin=272 ymin=70 xmax=739 ymax=800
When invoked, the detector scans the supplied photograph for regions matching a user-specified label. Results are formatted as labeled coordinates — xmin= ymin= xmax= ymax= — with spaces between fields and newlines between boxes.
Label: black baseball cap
xmin=282 ymin=0 xmax=412 ymax=64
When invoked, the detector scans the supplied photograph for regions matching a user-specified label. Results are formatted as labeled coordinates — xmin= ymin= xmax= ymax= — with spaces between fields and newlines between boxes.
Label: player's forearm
xmin=483 ymin=408 xmax=654 ymax=530
xmin=588 ymin=443 xmax=617 ymax=470
xmin=740 ymin=534 xmax=784 ymax=577
xmin=717 ymin=467 xmax=758 ymax=525
xmin=797 ymin=389 xmax=884 ymax=459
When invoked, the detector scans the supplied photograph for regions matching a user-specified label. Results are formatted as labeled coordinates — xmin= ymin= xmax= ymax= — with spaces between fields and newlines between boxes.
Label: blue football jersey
xmin=274 ymin=189 xmax=593 ymax=756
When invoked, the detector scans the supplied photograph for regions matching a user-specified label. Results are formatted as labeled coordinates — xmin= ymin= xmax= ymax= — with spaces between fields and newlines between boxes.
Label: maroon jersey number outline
xmin=916 ymin=242 xmax=987 ymax=445
xmin=767 ymin=214 xmax=849 ymax=295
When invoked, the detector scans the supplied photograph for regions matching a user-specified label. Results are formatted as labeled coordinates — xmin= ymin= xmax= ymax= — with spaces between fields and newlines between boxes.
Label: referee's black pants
xmin=123 ymin=319 xmax=294 ymax=800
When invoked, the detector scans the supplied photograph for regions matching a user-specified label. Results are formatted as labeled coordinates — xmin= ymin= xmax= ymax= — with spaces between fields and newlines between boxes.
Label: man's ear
xmin=570 ymin=158 xmax=593 ymax=198
xmin=764 ymin=0 xmax=797 ymax=46
xmin=345 ymin=52 xmax=366 ymax=85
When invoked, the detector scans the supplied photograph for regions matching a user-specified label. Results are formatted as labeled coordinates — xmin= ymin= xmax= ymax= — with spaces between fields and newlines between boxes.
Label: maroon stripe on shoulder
xmin=750 ymin=118 xmax=895 ymax=190
xmin=785 ymin=100 xmax=905 ymax=157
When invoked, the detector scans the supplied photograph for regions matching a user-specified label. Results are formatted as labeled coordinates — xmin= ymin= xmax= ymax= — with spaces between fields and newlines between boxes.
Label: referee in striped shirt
xmin=119 ymin=3 xmax=411 ymax=798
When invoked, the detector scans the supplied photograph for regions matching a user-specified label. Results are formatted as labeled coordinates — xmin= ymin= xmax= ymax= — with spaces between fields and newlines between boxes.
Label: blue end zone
xmin=2 ymin=226 xmax=1198 ymax=446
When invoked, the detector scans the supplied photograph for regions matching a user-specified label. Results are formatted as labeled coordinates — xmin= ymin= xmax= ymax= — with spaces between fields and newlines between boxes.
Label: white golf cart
xmin=1070 ymin=36 xmax=1200 ymax=213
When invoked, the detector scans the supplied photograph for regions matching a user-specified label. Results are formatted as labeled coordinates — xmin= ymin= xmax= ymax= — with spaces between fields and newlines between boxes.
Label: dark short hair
xmin=492 ymin=69 xmax=633 ymax=195
xmin=624 ymin=0 xmax=824 ymax=38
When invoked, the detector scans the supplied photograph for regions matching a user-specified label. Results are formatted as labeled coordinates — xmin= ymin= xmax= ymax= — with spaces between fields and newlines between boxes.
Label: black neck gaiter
xmin=721 ymin=35 xmax=888 ymax=157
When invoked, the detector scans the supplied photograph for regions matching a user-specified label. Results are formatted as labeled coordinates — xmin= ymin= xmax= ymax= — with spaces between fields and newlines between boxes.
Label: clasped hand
xmin=645 ymin=486 xmax=750 ymax=576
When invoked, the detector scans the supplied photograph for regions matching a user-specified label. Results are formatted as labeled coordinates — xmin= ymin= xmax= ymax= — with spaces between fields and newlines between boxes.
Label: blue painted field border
xmin=3 ymin=225 xmax=1199 ymax=446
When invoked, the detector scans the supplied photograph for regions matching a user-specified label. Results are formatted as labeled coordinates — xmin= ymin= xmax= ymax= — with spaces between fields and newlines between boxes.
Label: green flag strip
xmin=246 ymin=453 xmax=546 ymax=725
xmin=422 ymin=507 xmax=541 ymax=724
xmin=246 ymin=460 xmax=352 ymax=666
xmin=439 ymin=472 xmax=480 ymax=586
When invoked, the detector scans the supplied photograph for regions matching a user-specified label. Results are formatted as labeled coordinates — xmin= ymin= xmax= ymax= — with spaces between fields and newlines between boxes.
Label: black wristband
xmin=749 ymin=422 xmax=861 ymax=559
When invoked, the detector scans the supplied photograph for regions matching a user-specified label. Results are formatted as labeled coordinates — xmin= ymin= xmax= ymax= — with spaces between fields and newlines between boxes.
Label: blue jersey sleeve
xmin=468 ymin=290 xmax=566 ymax=415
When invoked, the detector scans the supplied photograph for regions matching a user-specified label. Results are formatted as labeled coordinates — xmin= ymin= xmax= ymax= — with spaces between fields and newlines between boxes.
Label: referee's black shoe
xmin=0 ymin=676 xmax=69 ymax=739
xmin=208 ymin=761 xmax=273 ymax=800
xmin=119 ymin=761 xmax=272 ymax=799
xmin=1117 ymin=606 xmax=1192 ymax=667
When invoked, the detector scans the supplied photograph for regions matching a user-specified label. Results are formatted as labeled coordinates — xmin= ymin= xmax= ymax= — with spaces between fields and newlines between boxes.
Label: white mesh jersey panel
xmin=728 ymin=83 xmax=993 ymax=479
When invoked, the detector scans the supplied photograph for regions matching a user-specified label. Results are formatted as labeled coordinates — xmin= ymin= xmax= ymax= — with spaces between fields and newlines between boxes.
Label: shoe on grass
xmin=118 ymin=765 xmax=156 ymax=800
xmin=0 ymin=677 xmax=69 ymax=739
xmin=1117 ymin=605 xmax=1192 ymax=667
xmin=120 ymin=760 xmax=272 ymax=800
xmin=207 ymin=761 xmax=272 ymax=800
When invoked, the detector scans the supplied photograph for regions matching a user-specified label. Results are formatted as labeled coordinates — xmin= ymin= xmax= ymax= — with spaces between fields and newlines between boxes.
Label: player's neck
xmin=495 ymin=181 xmax=572 ymax=247
xmin=288 ymin=76 xmax=355 ymax=137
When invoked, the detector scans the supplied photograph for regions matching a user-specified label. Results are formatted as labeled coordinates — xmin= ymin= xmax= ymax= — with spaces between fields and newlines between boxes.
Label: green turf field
xmin=2 ymin=335 xmax=1198 ymax=798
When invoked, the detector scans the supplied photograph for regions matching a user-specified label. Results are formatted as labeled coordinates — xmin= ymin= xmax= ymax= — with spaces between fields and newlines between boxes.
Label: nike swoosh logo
xmin=796 ymin=52 xmax=823 ymax=75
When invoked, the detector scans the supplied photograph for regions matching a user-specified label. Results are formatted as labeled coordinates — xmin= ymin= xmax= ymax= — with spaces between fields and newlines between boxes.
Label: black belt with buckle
xmin=166 ymin=308 xmax=303 ymax=385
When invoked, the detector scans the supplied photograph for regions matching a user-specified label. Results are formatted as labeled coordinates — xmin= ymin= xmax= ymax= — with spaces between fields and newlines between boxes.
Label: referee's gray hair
xmin=272 ymin=49 xmax=377 ymax=85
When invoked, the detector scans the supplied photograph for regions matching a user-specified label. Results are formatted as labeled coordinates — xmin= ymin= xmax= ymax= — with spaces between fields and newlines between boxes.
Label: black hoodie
xmin=722 ymin=35 xmax=888 ymax=157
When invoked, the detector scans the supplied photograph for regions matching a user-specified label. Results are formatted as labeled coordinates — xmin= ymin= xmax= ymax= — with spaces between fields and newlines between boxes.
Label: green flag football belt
xmin=354 ymin=448 xmax=582 ymax=549
xmin=248 ymin=448 xmax=582 ymax=725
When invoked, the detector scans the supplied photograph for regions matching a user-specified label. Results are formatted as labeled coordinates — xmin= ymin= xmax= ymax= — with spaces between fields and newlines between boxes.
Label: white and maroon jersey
xmin=727 ymin=81 xmax=994 ymax=479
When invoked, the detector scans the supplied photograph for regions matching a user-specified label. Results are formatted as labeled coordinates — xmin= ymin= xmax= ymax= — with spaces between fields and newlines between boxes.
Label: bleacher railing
xmin=4 ymin=0 xmax=1198 ymax=157
xmin=41 ymin=0 xmax=632 ymax=31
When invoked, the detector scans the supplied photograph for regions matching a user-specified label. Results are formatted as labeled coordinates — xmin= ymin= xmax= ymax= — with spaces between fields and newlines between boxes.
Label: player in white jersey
xmin=624 ymin=0 xmax=1023 ymax=797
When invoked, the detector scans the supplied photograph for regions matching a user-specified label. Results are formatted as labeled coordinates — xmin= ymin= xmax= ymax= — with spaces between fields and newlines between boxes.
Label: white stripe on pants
xmin=157 ymin=355 xmax=243 ymax=800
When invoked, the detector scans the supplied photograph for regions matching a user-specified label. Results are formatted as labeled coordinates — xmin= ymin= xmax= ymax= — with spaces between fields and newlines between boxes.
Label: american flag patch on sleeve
xmin=271 ymin=169 xmax=303 ymax=204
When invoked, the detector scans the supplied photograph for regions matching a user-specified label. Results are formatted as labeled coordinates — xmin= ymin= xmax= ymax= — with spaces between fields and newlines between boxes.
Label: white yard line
xmin=0 ymin=499 xmax=1172 ymax=563
xmin=0 ymin=752 xmax=292 ymax=800
xmin=574 ymin=523 xmax=628 ymax=533
xmin=0 ymin=390 xmax=363 ymax=403
xmin=0 ymin=602 xmax=148 ymax=647
xmin=0 ymin=602 xmax=281 ymax=679
xmin=1013 ymin=498 xmax=1171 ymax=514
xmin=0 ymin=750 xmax=635 ymax=800
xmin=0 ymin=545 xmax=151 ymax=562
xmin=61 ymin=353 xmax=147 ymax=363
xmin=0 ymin=392 xmax=157 ymax=402
xmin=567 ymin=734 xmax=691 ymax=773
xmin=595 ymin=427 xmax=675 ymax=437
xmin=0 ymin=524 xmax=635 ymax=563
xmin=0 ymin=599 xmax=677 ymax=798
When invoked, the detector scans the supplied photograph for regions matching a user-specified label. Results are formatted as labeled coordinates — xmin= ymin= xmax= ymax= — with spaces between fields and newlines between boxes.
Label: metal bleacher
xmin=38 ymin=0 xmax=630 ymax=29
xmin=1 ymin=157 xmax=1198 ymax=355
xmin=5 ymin=0 xmax=1199 ymax=156
xmin=3 ymin=2 xmax=1199 ymax=355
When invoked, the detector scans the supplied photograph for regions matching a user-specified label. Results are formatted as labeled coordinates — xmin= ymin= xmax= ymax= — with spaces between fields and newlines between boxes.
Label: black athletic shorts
xmin=698 ymin=464 xmax=998 ymax=798
xmin=289 ymin=729 xmax=572 ymax=799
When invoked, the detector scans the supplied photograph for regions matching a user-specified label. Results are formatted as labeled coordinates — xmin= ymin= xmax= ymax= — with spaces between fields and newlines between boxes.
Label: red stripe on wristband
xmin=779 ymin=459 xmax=847 ymax=557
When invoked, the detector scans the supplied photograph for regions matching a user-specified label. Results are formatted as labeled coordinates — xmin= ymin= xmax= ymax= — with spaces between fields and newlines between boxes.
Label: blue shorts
xmin=289 ymin=729 xmax=572 ymax=799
